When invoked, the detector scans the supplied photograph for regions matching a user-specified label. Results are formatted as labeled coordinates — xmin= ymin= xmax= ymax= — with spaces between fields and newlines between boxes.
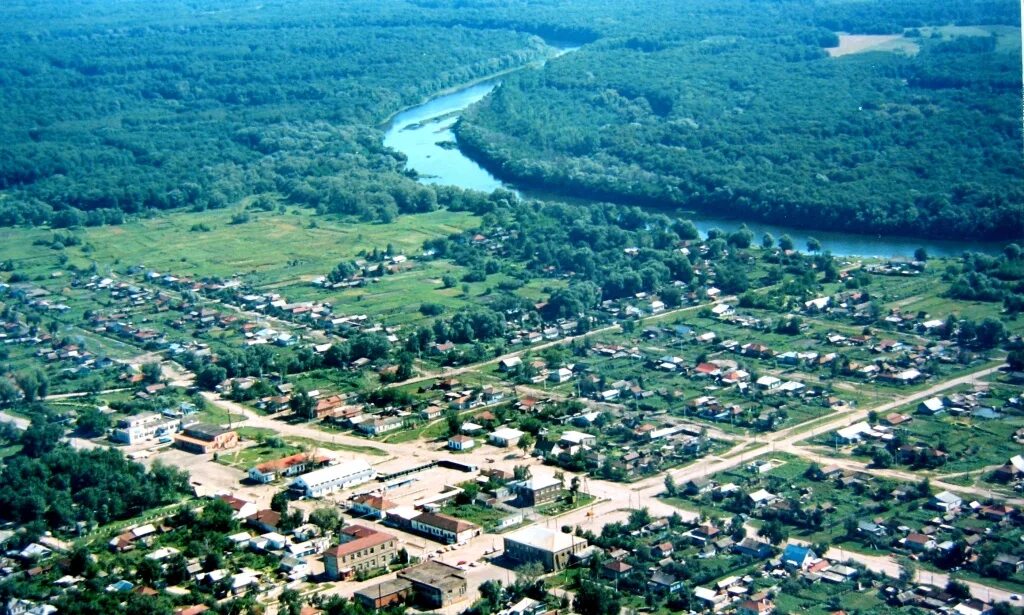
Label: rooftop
xmin=504 ymin=526 xmax=588 ymax=553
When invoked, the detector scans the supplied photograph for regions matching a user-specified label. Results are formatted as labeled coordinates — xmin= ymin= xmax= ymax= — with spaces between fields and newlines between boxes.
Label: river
xmin=383 ymin=78 xmax=1004 ymax=258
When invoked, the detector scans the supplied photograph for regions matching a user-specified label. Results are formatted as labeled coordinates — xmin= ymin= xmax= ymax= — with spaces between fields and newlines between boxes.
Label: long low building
xmin=290 ymin=459 xmax=376 ymax=498
xmin=410 ymin=512 xmax=480 ymax=545
xmin=503 ymin=526 xmax=589 ymax=572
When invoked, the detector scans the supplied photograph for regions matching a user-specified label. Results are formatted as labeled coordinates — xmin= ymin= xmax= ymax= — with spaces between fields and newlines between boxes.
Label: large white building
xmin=112 ymin=413 xmax=182 ymax=445
xmin=290 ymin=459 xmax=376 ymax=498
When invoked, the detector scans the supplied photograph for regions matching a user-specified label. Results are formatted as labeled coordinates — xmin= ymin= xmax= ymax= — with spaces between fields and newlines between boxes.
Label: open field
xmin=826 ymin=33 xmax=919 ymax=57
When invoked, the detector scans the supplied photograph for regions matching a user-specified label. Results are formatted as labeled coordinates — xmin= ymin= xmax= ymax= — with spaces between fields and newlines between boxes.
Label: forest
xmin=455 ymin=0 xmax=1024 ymax=240
xmin=1 ymin=0 xmax=1019 ymax=239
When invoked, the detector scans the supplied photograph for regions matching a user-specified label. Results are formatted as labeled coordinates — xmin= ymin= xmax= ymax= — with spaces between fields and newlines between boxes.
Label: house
xmin=694 ymin=586 xmax=727 ymax=611
xmin=904 ymin=533 xmax=936 ymax=552
xmin=289 ymin=459 xmax=376 ymax=498
xmin=410 ymin=512 xmax=480 ymax=544
xmin=733 ymin=538 xmax=773 ymax=559
xmin=322 ymin=528 xmax=399 ymax=580
xmin=397 ymin=560 xmax=468 ymax=607
xmin=247 ymin=509 xmax=282 ymax=534
xmin=217 ymin=495 xmax=259 ymax=520
xmin=498 ymin=357 xmax=522 ymax=372
xmin=508 ymin=475 xmax=563 ymax=507
xmin=780 ymin=544 xmax=817 ymax=570
xmin=994 ymin=553 xmax=1024 ymax=573
xmin=648 ymin=570 xmax=683 ymax=594
xmin=558 ymin=430 xmax=596 ymax=447
xmin=748 ymin=489 xmax=778 ymax=508
xmin=737 ymin=599 xmax=775 ymax=615
xmin=682 ymin=478 xmax=712 ymax=496
xmin=350 ymin=494 xmax=397 ymax=520
xmin=174 ymin=424 xmax=239 ymax=454
xmin=489 ymin=427 xmax=524 ymax=448
xmin=503 ymin=526 xmax=589 ymax=572
xmin=755 ymin=376 xmax=781 ymax=391
xmin=248 ymin=453 xmax=326 ymax=484
xmin=353 ymin=578 xmax=413 ymax=609
xmin=601 ymin=560 xmax=633 ymax=579
xmin=548 ymin=368 xmax=573 ymax=383
xmin=929 ymin=490 xmax=963 ymax=512
xmin=992 ymin=455 xmax=1024 ymax=483
xmin=918 ymin=397 xmax=945 ymax=415
xmin=448 ymin=435 xmax=475 ymax=451
xmin=357 ymin=416 xmax=404 ymax=436
xmin=651 ymin=542 xmax=673 ymax=558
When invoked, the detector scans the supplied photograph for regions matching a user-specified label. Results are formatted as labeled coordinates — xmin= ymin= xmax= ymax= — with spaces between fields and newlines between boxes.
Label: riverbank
xmin=383 ymin=61 xmax=1007 ymax=258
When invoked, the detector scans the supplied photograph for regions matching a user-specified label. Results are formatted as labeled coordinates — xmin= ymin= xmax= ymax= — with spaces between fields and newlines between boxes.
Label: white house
xmin=755 ymin=376 xmax=781 ymax=391
xmin=929 ymin=490 xmax=963 ymax=512
xmin=498 ymin=357 xmax=522 ymax=372
xmin=489 ymin=427 xmax=524 ymax=448
xmin=918 ymin=397 xmax=945 ymax=415
xmin=448 ymin=435 xmax=475 ymax=451
xmin=290 ymin=459 xmax=376 ymax=498
xmin=548 ymin=368 xmax=573 ymax=383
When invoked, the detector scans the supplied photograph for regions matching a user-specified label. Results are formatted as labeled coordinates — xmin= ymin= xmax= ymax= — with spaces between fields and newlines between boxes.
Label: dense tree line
xmin=456 ymin=0 xmax=1022 ymax=240
xmin=0 ymin=0 xmax=554 ymax=226
xmin=0 ymin=420 xmax=190 ymax=533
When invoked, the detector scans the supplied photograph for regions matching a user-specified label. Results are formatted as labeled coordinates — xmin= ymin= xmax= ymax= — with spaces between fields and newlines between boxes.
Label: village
xmin=0 ymin=212 xmax=1021 ymax=615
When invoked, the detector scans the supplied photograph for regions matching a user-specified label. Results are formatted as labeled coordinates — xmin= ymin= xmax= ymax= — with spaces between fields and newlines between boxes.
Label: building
xmin=112 ymin=413 xmax=182 ymax=445
xmin=489 ymin=427 xmax=524 ymax=447
xmin=173 ymin=424 xmax=238 ymax=454
xmin=322 ymin=528 xmax=399 ymax=580
xmin=397 ymin=560 xmax=467 ymax=608
xmin=929 ymin=490 xmax=963 ymax=512
xmin=350 ymin=494 xmax=397 ymax=520
xmin=410 ymin=512 xmax=480 ymax=544
xmin=357 ymin=416 xmax=404 ymax=436
xmin=448 ymin=435 xmax=475 ymax=451
xmin=508 ymin=475 xmax=563 ymax=507
xmin=548 ymin=368 xmax=573 ymax=383
xmin=353 ymin=578 xmax=413 ymax=609
xmin=247 ymin=453 xmax=327 ymax=484
xmin=290 ymin=459 xmax=376 ymax=498
xmin=503 ymin=526 xmax=589 ymax=572
xmin=780 ymin=544 xmax=816 ymax=570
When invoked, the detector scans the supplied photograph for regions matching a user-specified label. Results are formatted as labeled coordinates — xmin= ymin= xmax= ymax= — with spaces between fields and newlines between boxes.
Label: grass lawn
xmin=537 ymin=493 xmax=597 ymax=517
xmin=440 ymin=503 xmax=513 ymax=531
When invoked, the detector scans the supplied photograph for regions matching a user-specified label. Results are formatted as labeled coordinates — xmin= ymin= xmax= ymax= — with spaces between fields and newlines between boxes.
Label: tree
xmin=758 ymin=519 xmax=788 ymax=545
xmin=0 ymin=378 xmax=21 ymax=406
xmin=445 ymin=410 xmax=462 ymax=436
xmin=806 ymin=237 xmax=821 ymax=253
xmin=141 ymin=362 xmax=162 ymax=385
xmin=628 ymin=507 xmax=652 ymax=529
xmin=20 ymin=419 xmax=64 ymax=457
xmin=761 ymin=232 xmax=775 ymax=249
xmin=517 ymin=432 xmax=535 ymax=456
xmin=196 ymin=363 xmax=227 ymax=390
xmin=271 ymin=491 xmax=290 ymax=515
xmin=663 ymin=474 xmax=677 ymax=497
xmin=289 ymin=385 xmax=316 ymax=419
xmin=76 ymin=407 xmax=110 ymax=437
xmin=574 ymin=580 xmax=622 ymax=615
xmin=914 ymin=247 xmax=929 ymax=262
xmin=309 ymin=507 xmax=343 ymax=534
xmin=779 ymin=234 xmax=794 ymax=251
xmin=279 ymin=588 xmax=303 ymax=615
